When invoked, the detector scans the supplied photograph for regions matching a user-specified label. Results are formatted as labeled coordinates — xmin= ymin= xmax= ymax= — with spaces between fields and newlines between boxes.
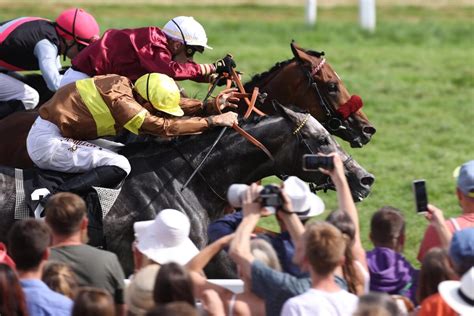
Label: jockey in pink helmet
xmin=0 ymin=8 xmax=99 ymax=119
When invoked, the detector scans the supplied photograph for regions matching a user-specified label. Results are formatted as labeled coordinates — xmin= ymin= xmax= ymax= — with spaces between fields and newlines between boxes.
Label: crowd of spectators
xmin=1 ymin=158 xmax=473 ymax=316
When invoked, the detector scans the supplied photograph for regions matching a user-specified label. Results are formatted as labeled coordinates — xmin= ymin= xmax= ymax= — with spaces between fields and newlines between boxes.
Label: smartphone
xmin=413 ymin=179 xmax=428 ymax=214
xmin=302 ymin=154 xmax=334 ymax=171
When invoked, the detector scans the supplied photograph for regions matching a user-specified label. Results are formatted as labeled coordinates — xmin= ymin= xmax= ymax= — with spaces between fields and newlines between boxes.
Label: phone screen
xmin=413 ymin=180 xmax=428 ymax=213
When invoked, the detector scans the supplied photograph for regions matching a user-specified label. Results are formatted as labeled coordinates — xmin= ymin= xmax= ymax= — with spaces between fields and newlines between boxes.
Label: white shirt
xmin=281 ymin=288 xmax=358 ymax=316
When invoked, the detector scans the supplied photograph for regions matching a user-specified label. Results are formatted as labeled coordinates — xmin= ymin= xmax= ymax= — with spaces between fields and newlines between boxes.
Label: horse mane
xmin=244 ymin=58 xmax=295 ymax=90
xmin=244 ymin=49 xmax=324 ymax=91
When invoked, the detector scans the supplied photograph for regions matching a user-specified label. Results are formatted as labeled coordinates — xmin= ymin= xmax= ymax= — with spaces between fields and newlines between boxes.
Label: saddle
xmin=14 ymin=168 xmax=122 ymax=248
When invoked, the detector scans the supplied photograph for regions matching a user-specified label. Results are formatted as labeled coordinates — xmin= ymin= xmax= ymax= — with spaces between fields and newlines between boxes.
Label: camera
xmin=259 ymin=185 xmax=282 ymax=208
xmin=227 ymin=184 xmax=282 ymax=211
xmin=302 ymin=154 xmax=334 ymax=171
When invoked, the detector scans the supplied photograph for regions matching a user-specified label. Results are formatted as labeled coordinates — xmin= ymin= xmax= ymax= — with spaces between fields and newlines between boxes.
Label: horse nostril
xmin=361 ymin=175 xmax=375 ymax=187
xmin=363 ymin=126 xmax=376 ymax=135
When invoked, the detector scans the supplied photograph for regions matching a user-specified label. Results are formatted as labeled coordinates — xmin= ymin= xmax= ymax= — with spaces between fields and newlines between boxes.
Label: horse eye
xmin=327 ymin=83 xmax=338 ymax=94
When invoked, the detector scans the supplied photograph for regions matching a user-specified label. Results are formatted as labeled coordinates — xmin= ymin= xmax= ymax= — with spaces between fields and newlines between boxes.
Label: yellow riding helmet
xmin=134 ymin=73 xmax=183 ymax=116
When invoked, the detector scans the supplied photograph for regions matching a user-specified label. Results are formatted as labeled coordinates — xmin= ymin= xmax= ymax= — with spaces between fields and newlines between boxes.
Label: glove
xmin=214 ymin=55 xmax=236 ymax=75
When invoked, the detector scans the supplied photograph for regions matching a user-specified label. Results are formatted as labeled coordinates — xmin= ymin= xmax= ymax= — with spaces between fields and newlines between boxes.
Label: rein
xmin=181 ymin=68 xmax=273 ymax=192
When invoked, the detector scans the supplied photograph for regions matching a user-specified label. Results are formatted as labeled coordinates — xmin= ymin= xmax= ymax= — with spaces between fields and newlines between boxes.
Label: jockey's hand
xmin=211 ymin=112 xmax=238 ymax=127
xmin=209 ymin=73 xmax=228 ymax=87
xmin=214 ymin=55 xmax=236 ymax=75
xmin=217 ymin=88 xmax=240 ymax=110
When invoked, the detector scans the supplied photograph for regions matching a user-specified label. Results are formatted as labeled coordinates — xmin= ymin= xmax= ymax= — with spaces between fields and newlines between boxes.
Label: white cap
xmin=133 ymin=209 xmax=199 ymax=265
xmin=162 ymin=16 xmax=212 ymax=49
xmin=439 ymin=267 xmax=474 ymax=316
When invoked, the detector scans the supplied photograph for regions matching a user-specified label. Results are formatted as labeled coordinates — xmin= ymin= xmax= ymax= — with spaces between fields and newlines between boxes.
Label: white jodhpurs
xmin=0 ymin=73 xmax=39 ymax=109
xmin=59 ymin=68 xmax=90 ymax=87
xmin=26 ymin=117 xmax=131 ymax=175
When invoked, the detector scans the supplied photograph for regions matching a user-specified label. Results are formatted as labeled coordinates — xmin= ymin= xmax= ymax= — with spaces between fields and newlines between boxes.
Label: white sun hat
xmin=438 ymin=267 xmax=474 ymax=316
xmin=162 ymin=16 xmax=212 ymax=49
xmin=133 ymin=209 xmax=199 ymax=265
xmin=283 ymin=176 xmax=325 ymax=219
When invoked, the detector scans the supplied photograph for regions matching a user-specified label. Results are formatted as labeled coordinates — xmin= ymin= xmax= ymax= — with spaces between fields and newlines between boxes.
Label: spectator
xmin=125 ymin=264 xmax=160 ymax=316
xmin=132 ymin=209 xmax=199 ymax=272
xmin=72 ymin=287 xmax=115 ymax=316
xmin=200 ymin=289 xmax=226 ymax=316
xmin=8 ymin=219 xmax=73 ymax=315
xmin=146 ymin=302 xmax=198 ymax=316
xmin=42 ymin=261 xmax=79 ymax=299
xmin=353 ymin=292 xmax=400 ymax=316
xmin=326 ymin=210 xmax=369 ymax=295
xmin=44 ymin=192 xmax=125 ymax=315
xmin=208 ymin=176 xmax=324 ymax=277
xmin=438 ymin=267 xmax=474 ymax=316
xmin=0 ymin=263 xmax=28 ymax=316
xmin=366 ymin=206 xmax=419 ymax=304
xmin=417 ymin=248 xmax=457 ymax=316
xmin=153 ymin=262 xmax=195 ymax=307
xmin=229 ymin=154 xmax=351 ymax=316
xmin=281 ymin=221 xmax=359 ymax=315
xmin=186 ymin=233 xmax=281 ymax=315
xmin=418 ymin=160 xmax=474 ymax=261
xmin=0 ymin=242 xmax=15 ymax=269
xmin=449 ymin=227 xmax=474 ymax=276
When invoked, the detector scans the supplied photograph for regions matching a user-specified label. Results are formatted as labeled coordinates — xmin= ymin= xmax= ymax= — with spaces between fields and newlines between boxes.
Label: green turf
xmin=1 ymin=3 xmax=473 ymax=266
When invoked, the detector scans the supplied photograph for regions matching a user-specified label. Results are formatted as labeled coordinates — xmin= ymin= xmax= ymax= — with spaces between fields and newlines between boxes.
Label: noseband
xmin=303 ymin=57 xmax=363 ymax=132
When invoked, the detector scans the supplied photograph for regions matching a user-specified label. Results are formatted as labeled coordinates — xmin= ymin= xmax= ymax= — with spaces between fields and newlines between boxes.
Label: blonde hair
xmin=251 ymin=238 xmax=282 ymax=272
xmin=42 ymin=261 xmax=79 ymax=299
xmin=305 ymin=221 xmax=345 ymax=276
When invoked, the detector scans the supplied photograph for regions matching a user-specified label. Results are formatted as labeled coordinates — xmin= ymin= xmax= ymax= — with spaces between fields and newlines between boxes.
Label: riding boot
xmin=0 ymin=100 xmax=25 ymax=119
xmin=57 ymin=165 xmax=128 ymax=194
xmin=39 ymin=166 xmax=127 ymax=206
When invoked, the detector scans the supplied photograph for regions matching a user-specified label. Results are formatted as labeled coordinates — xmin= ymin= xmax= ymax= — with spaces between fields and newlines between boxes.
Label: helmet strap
xmin=146 ymin=73 xmax=151 ymax=103
xmin=58 ymin=8 xmax=79 ymax=61
xmin=171 ymin=19 xmax=191 ymax=57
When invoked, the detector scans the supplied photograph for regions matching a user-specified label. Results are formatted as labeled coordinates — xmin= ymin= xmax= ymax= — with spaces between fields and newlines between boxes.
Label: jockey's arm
xmin=34 ymin=39 xmax=62 ymax=91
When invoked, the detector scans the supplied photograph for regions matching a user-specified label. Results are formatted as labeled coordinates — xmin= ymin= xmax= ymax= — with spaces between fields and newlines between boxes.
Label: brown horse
xmin=242 ymin=42 xmax=375 ymax=148
xmin=0 ymin=42 xmax=375 ymax=168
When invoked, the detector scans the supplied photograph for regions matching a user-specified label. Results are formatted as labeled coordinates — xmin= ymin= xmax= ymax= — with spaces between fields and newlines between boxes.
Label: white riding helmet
xmin=162 ymin=16 xmax=212 ymax=50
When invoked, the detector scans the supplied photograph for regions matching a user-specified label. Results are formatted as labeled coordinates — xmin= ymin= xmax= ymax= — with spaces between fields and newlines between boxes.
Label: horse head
xmin=268 ymin=101 xmax=374 ymax=201
xmin=229 ymin=101 xmax=374 ymax=201
xmin=243 ymin=41 xmax=376 ymax=148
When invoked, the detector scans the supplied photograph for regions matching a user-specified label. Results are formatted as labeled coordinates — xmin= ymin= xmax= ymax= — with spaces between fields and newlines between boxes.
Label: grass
xmin=1 ymin=3 xmax=473 ymax=266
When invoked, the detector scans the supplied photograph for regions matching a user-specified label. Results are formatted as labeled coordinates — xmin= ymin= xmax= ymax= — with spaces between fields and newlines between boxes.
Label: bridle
xmin=288 ymin=112 xmax=354 ymax=192
xmin=303 ymin=57 xmax=346 ymax=132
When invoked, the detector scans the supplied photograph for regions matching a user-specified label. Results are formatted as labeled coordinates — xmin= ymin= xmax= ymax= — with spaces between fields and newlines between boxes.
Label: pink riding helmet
xmin=55 ymin=8 xmax=100 ymax=46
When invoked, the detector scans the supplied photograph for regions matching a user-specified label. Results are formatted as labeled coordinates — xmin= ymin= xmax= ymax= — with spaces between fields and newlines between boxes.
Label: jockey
xmin=26 ymin=73 xmax=240 ymax=199
xmin=0 ymin=8 xmax=99 ymax=119
xmin=61 ymin=16 xmax=236 ymax=86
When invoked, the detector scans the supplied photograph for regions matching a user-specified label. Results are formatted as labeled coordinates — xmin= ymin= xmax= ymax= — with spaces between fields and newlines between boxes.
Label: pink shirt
xmin=417 ymin=213 xmax=474 ymax=262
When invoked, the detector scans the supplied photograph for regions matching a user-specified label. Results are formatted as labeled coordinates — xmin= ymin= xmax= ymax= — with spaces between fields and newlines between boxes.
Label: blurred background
xmin=1 ymin=0 xmax=472 ymax=265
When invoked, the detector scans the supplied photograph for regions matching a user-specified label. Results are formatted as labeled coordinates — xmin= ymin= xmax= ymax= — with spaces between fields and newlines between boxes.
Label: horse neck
xmin=243 ymin=61 xmax=326 ymax=120
xmin=197 ymin=117 xmax=294 ymax=188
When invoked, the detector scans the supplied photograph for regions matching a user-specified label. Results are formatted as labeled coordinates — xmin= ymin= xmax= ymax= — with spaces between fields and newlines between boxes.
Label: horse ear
xmin=272 ymin=100 xmax=290 ymax=118
xmin=290 ymin=41 xmax=312 ymax=65
xmin=272 ymin=100 xmax=301 ymax=122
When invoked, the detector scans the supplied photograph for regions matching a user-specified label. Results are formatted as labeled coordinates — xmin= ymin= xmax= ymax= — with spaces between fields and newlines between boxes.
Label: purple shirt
xmin=366 ymin=247 xmax=419 ymax=303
